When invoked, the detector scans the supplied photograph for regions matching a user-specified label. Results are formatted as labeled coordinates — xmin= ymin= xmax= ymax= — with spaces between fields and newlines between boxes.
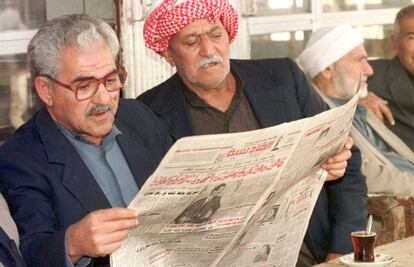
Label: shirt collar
xmin=328 ymin=96 xmax=367 ymax=116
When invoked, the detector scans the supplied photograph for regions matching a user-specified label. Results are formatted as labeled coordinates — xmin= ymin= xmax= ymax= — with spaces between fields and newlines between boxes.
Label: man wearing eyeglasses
xmin=0 ymin=14 xmax=171 ymax=267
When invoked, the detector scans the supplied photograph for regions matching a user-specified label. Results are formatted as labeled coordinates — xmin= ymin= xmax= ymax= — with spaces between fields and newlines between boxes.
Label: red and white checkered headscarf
xmin=143 ymin=0 xmax=239 ymax=54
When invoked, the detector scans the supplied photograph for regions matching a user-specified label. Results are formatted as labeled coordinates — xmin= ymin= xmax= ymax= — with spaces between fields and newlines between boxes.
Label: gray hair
xmin=27 ymin=14 xmax=119 ymax=81
xmin=394 ymin=5 xmax=414 ymax=38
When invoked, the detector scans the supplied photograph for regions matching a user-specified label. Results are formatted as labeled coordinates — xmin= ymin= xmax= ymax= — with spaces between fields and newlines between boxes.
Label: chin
xmin=207 ymin=75 xmax=229 ymax=88
xmin=93 ymin=123 xmax=113 ymax=136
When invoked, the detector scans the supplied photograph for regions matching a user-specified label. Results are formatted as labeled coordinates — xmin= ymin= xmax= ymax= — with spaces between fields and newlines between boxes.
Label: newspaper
xmin=110 ymin=95 xmax=358 ymax=267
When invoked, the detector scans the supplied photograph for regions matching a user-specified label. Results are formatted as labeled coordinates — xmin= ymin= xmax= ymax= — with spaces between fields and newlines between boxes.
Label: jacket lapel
xmin=231 ymin=60 xmax=291 ymax=128
xmin=36 ymin=108 xmax=111 ymax=211
xmin=114 ymin=120 xmax=158 ymax=189
xmin=147 ymin=74 xmax=193 ymax=140
xmin=62 ymin=152 xmax=112 ymax=211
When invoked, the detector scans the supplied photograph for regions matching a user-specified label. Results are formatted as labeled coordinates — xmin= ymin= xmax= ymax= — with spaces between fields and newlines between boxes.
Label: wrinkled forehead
xmin=56 ymin=42 xmax=116 ymax=77
xmin=340 ymin=44 xmax=367 ymax=62
xmin=173 ymin=18 xmax=226 ymax=39
xmin=398 ymin=15 xmax=414 ymax=32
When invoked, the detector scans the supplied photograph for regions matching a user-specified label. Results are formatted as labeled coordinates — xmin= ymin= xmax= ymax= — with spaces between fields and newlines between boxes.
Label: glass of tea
xmin=351 ymin=231 xmax=376 ymax=262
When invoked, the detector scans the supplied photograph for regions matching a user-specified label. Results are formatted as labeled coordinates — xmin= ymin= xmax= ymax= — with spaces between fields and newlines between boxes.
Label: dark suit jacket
xmin=368 ymin=57 xmax=414 ymax=151
xmin=138 ymin=58 xmax=368 ymax=262
xmin=0 ymin=99 xmax=171 ymax=267
xmin=0 ymin=227 xmax=26 ymax=267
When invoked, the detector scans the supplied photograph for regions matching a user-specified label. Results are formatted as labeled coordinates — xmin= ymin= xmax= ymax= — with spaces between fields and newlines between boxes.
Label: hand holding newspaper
xmin=110 ymin=95 xmax=359 ymax=267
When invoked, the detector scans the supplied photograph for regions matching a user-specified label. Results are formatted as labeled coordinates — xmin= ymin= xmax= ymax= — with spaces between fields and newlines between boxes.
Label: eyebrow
xmin=183 ymin=25 xmax=223 ymax=39
xmin=357 ymin=55 xmax=368 ymax=61
xmin=70 ymin=67 xmax=118 ymax=84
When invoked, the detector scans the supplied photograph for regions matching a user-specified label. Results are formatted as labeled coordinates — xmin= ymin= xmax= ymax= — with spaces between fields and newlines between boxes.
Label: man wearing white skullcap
xmin=138 ymin=1 xmax=367 ymax=265
xmin=299 ymin=24 xmax=414 ymax=198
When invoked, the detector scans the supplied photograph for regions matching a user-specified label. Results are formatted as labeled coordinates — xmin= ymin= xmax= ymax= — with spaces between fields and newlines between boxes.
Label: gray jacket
xmin=368 ymin=57 xmax=414 ymax=151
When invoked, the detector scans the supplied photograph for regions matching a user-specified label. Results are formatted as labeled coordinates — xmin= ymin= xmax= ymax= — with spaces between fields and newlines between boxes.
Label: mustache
xmin=85 ymin=104 xmax=113 ymax=116
xmin=196 ymin=55 xmax=223 ymax=69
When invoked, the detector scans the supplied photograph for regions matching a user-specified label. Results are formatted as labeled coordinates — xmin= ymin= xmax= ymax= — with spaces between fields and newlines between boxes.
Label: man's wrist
xmin=66 ymin=225 xmax=82 ymax=264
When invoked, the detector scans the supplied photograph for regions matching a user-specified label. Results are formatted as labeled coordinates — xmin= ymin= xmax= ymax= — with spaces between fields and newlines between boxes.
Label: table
xmin=314 ymin=236 xmax=414 ymax=266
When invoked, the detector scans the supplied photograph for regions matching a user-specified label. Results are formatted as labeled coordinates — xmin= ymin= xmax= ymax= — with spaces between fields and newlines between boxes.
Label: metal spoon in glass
xmin=366 ymin=214 xmax=373 ymax=234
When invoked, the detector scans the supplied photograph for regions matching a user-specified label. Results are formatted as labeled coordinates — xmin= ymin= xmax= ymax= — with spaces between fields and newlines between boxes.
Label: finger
xmin=321 ymin=160 xmax=348 ymax=171
xmin=95 ymin=228 xmax=130 ymax=246
xmin=325 ymin=174 xmax=336 ymax=181
xmin=98 ymin=217 xmax=139 ymax=234
xmin=98 ymin=240 xmax=125 ymax=256
xmin=373 ymin=108 xmax=384 ymax=122
xmin=93 ymin=208 xmax=138 ymax=222
xmin=372 ymin=93 xmax=388 ymax=105
xmin=344 ymin=136 xmax=353 ymax=150
xmin=326 ymin=150 xmax=352 ymax=164
xmin=379 ymin=98 xmax=388 ymax=105
xmin=325 ymin=169 xmax=346 ymax=181
xmin=369 ymin=92 xmax=385 ymax=103
xmin=379 ymin=104 xmax=395 ymax=125
xmin=85 ymin=214 xmax=138 ymax=239
xmin=90 ymin=240 xmax=125 ymax=258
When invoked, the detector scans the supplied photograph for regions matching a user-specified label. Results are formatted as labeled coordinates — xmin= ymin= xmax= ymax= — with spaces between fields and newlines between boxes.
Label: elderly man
xmin=0 ymin=14 xmax=171 ymax=267
xmin=137 ymin=0 xmax=367 ymax=264
xmin=363 ymin=5 xmax=414 ymax=151
xmin=298 ymin=24 xmax=414 ymax=197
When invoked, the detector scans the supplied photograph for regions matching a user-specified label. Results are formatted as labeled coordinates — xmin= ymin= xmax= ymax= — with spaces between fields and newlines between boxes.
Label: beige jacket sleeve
xmin=0 ymin=193 xmax=19 ymax=246
xmin=352 ymin=126 xmax=414 ymax=197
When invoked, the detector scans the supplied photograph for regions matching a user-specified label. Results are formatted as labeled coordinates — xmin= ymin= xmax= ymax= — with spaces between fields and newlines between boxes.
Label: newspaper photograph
xmin=110 ymin=95 xmax=358 ymax=267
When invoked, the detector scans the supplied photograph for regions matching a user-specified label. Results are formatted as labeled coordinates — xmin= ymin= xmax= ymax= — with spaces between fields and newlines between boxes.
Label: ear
xmin=34 ymin=76 xmax=54 ymax=106
xmin=320 ymin=64 xmax=335 ymax=79
xmin=391 ymin=34 xmax=398 ymax=55
xmin=162 ymin=50 xmax=176 ymax=67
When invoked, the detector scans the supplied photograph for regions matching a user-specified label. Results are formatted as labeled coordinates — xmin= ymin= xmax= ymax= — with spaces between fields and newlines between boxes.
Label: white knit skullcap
xmin=298 ymin=24 xmax=363 ymax=79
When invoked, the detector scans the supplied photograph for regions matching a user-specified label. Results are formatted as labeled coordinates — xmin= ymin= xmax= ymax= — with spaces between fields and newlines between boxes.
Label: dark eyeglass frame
xmin=38 ymin=63 xmax=128 ymax=101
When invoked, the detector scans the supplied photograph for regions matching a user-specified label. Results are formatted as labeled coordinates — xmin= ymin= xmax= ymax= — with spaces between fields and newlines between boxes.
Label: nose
xmin=199 ymin=36 xmax=215 ymax=57
xmin=362 ymin=60 xmax=374 ymax=76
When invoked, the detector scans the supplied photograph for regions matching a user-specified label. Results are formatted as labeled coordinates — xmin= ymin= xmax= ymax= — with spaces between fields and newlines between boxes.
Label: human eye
xmin=402 ymin=32 xmax=414 ymax=40
xmin=106 ymin=74 xmax=120 ymax=84
xmin=185 ymin=41 xmax=197 ymax=47
xmin=209 ymin=27 xmax=224 ymax=39
xmin=106 ymin=75 xmax=122 ymax=89
xmin=75 ymin=80 xmax=95 ymax=92
xmin=212 ymin=31 xmax=223 ymax=38
xmin=184 ymin=37 xmax=198 ymax=47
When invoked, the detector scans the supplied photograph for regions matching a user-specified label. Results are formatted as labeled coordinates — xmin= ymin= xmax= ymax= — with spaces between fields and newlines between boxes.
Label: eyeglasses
xmin=39 ymin=64 xmax=128 ymax=101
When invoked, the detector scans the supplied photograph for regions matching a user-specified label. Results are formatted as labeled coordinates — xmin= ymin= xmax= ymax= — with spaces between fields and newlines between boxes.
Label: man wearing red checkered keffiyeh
xmin=144 ymin=0 xmax=238 ymax=54
xmin=139 ymin=0 xmax=368 ymax=265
